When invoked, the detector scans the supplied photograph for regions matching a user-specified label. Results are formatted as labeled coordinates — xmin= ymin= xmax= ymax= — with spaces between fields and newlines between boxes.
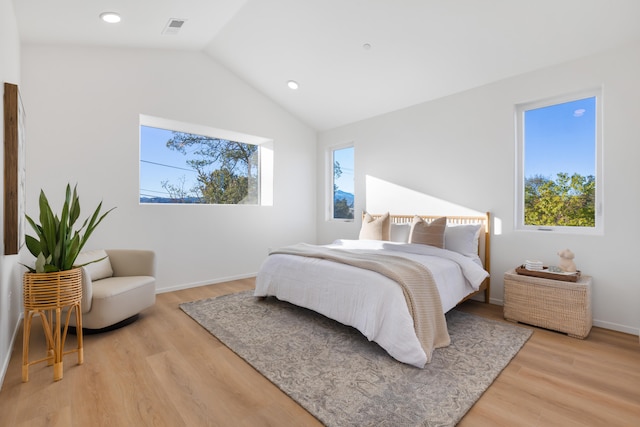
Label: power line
xmin=140 ymin=188 xmax=170 ymax=196
xmin=140 ymin=159 xmax=196 ymax=173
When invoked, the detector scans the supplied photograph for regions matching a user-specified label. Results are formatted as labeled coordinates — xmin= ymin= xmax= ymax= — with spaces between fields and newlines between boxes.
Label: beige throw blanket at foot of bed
xmin=270 ymin=243 xmax=450 ymax=363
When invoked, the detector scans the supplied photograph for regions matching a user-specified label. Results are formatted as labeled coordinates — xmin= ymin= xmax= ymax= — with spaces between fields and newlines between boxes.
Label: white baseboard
xmin=0 ymin=313 xmax=23 ymax=391
xmin=156 ymin=272 xmax=257 ymax=294
xmin=593 ymin=319 xmax=639 ymax=337
xmin=475 ymin=297 xmax=638 ymax=337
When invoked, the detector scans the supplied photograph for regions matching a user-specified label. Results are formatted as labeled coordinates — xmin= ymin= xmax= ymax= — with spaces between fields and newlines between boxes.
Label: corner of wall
xmin=0 ymin=0 xmax=22 ymax=389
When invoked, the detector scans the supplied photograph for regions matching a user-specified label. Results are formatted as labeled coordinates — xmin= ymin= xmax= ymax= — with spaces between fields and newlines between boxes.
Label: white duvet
xmin=254 ymin=239 xmax=489 ymax=368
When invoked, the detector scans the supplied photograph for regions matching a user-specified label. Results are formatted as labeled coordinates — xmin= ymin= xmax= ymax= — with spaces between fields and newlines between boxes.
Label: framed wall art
xmin=4 ymin=82 xmax=26 ymax=255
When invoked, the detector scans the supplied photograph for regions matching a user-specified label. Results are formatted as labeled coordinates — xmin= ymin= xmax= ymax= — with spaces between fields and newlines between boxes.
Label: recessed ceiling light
xmin=363 ymin=43 xmax=372 ymax=50
xmin=100 ymin=12 xmax=121 ymax=24
xmin=287 ymin=80 xmax=299 ymax=90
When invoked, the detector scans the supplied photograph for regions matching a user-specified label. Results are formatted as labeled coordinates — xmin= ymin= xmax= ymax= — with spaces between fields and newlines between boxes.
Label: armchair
xmin=70 ymin=249 xmax=156 ymax=331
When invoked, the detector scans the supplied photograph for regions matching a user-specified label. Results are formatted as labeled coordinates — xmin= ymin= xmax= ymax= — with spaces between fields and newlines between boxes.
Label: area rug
xmin=180 ymin=291 xmax=532 ymax=427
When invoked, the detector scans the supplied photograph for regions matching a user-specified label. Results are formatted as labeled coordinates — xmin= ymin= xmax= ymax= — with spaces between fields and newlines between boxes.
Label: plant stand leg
xmin=21 ymin=311 xmax=32 ymax=382
xmin=76 ymin=304 xmax=84 ymax=365
xmin=53 ymin=308 xmax=63 ymax=381
xmin=45 ymin=311 xmax=54 ymax=366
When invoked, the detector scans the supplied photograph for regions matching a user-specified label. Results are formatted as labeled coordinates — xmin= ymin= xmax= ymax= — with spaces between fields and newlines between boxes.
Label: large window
xmin=515 ymin=90 xmax=602 ymax=233
xmin=140 ymin=115 xmax=273 ymax=205
xmin=330 ymin=145 xmax=354 ymax=220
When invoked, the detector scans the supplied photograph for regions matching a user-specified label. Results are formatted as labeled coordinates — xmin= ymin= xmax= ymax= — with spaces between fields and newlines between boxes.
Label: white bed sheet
xmin=254 ymin=239 xmax=489 ymax=368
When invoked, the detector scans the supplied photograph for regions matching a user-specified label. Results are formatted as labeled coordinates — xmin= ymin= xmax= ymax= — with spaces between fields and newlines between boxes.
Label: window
xmin=140 ymin=115 xmax=273 ymax=205
xmin=515 ymin=90 xmax=602 ymax=233
xmin=330 ymin=145 xmax=354 ymax=220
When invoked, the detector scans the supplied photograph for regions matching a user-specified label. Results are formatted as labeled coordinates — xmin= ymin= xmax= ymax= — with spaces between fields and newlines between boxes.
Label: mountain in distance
xmin=334 ymin=190 xmax=354 ymax=206
xmin=140 ymin=196 xmax=201 ymax=204
xmin=142 ymin=191 xmax=355 ymax=206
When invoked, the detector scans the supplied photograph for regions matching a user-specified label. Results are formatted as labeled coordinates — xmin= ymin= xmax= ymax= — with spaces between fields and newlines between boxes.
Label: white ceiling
xmin=13 ymin=0 xmax=640 ymax=131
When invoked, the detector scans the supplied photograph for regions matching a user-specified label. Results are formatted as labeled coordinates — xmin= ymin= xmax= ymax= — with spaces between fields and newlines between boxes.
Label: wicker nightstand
xmin=503 ymin=269 xmax=592 ymax=339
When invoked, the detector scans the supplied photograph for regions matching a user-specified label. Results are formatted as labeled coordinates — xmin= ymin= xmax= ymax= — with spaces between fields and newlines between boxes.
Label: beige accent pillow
xmin=410 ymin=216 xmax=447 ymax=248
xmin=74 ymin=249 xmax=114 ymax=281
xmin=359 ymin=212 xmax=391 ymax=241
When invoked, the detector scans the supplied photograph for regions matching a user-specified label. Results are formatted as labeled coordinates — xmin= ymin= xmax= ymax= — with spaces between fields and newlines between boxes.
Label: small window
xmin=515 ymin=90 xmax=602 ymax=233
xmin=140 ymin=115 xmax=273 ymax=205
xmin=330 ymin=145 xmax=354 ymax=220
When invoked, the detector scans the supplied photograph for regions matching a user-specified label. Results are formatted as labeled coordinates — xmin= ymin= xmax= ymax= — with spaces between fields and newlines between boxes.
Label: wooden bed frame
xmin=365 ymin=212 xmax=491 ymax=304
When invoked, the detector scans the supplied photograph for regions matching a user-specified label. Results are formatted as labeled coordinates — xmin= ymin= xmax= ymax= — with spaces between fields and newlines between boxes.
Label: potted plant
xmin=23 ymin=183 xmax=115 ymax=273
xmin=21 ymin=183 xmax=114 ymax=382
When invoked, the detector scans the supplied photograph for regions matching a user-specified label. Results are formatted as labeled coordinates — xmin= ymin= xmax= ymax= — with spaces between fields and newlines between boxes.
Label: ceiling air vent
xmin=162 ymin=19 xmax=186 ymax=35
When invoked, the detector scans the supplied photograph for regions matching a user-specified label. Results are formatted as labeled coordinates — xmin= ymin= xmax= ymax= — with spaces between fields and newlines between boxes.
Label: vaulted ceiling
xmin=13 ymin=0 xmax=640 ymax=130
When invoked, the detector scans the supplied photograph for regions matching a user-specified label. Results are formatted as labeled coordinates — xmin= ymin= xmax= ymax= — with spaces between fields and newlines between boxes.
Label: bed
xmin=254 ymin=212 xmax=491 ymax=368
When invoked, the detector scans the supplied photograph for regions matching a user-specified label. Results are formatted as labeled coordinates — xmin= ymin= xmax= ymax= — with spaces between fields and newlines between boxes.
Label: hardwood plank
xmin=1 ymin=279 xmax=638 ymax=426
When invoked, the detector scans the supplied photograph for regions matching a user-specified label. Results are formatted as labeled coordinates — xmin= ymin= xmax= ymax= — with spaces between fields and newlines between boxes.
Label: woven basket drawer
xmin=504 ymin=270 xmax=592 ymax=339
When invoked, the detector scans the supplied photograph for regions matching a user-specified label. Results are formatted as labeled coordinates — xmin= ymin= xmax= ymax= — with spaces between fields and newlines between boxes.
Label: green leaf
xmin=78 ymin=204 xmax=116 ymax=254
xmin=24 ymin=234 xmax=41 ymax=258
xmin=35 ymin=253 xmax=47 ymax=273
xmin=43 ymin=264 xmax=60 ymax=273
xmin=64 ymin=235 xmax=81 ymax=271
xmin=38 ymin=190 xmax=57 ymax=258
xmin=68 ymin=184 xmax=81 ymax=228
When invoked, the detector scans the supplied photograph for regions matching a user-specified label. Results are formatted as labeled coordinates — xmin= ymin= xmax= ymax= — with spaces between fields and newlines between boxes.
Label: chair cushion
xmin=75 ymin=249 xmax=113 ymax=281
xmin=70 ymin=276 xmax=156 ymax=329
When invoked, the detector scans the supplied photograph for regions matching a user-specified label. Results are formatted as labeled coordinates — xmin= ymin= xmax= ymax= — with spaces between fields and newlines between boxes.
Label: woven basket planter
xmin=23 ymin=268 xmax=83 ymax=310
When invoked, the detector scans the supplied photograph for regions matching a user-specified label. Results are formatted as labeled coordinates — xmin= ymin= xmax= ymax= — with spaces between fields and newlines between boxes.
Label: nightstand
xmin=503 ymin=269 xmax=592 ymax=339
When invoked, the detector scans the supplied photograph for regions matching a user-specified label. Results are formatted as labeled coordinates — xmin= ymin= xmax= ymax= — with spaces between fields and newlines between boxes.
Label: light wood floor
xmin=1 ymin=278 xmax=638 ymax=426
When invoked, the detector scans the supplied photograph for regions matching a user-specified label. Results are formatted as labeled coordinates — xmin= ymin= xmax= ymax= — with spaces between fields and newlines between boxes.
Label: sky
xmin=334 ymin=146 xmax=354 ymax=195
xmin=524 ymin=96 xmax=596 ymax=179
xmin=140 ymin=125 xmax=203 ymax=198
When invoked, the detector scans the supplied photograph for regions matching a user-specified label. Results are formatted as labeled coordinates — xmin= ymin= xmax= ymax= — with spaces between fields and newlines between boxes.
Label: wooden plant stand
xmin=22 ymin=268 xmax=84 ymax=382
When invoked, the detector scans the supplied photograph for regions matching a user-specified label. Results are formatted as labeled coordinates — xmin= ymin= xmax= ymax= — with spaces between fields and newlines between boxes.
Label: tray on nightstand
xmin=515 ymin=265 xmax=581 ymax=282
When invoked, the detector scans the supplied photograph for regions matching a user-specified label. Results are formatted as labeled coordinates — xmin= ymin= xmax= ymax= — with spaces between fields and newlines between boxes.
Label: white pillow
xmin=445 ymin=224 xmax=482 ymax=258
xmin=390 ymin=223 xmax=411 ymax=243
xmin=74 ymin=249 xmax=113 ymax=281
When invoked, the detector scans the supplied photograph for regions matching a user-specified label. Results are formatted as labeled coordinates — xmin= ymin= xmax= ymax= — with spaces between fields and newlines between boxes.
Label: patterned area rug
xmin=180 ymin=291 xmax=532 ymax=427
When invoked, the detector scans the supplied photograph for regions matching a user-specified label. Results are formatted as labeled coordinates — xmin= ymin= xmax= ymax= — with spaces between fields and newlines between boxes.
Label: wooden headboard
xmin=365 ymin=212 xmax=492 ymax=304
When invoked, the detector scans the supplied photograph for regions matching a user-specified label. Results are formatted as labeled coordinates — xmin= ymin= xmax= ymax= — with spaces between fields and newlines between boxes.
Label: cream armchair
xmin=69 ymin=249 xmax=156 ymax=331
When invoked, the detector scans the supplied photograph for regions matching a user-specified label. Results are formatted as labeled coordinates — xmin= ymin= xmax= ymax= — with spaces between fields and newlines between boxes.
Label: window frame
xmin=139 ymin=114 xmax=273 ymax=206
xmin=515 ymin=89 xmax=603 ymax=235
xmin=326 ymin=142 xmax=355 ymax=222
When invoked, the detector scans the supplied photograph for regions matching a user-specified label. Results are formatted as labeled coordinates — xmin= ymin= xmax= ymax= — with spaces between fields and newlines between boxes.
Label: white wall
xmin=0 ymin=0 xmax=22 ymax=388
xmin=318 ymin=41 xmax=640 ymax=336
xmin=20 ymin=45 xmax=317 ymax=293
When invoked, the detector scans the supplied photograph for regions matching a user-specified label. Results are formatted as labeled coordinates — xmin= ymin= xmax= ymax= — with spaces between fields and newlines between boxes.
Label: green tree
xmin=333 ymin=160 xmax=342 ymax=192
xmin=200 ymin=168 xmax=249 ymax=204
xmin=161 ymin=175 xmax=195 ymax=203
xmin=334 ymin=198 xmax=353 ymax=219
xmin=524 ymin=172 xmax=595 ymax=227
xmin=333 ymin=159 xmax=354 ymax=219
xmin=166 ymin=133 xmax=258 ymax=204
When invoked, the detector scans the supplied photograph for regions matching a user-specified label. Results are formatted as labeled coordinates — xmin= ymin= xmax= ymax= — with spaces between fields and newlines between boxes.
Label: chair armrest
xmin=105 ymin=249 xmax=156 ymax=278
xmin=81 ymin=267 xmax=93 ymax=313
